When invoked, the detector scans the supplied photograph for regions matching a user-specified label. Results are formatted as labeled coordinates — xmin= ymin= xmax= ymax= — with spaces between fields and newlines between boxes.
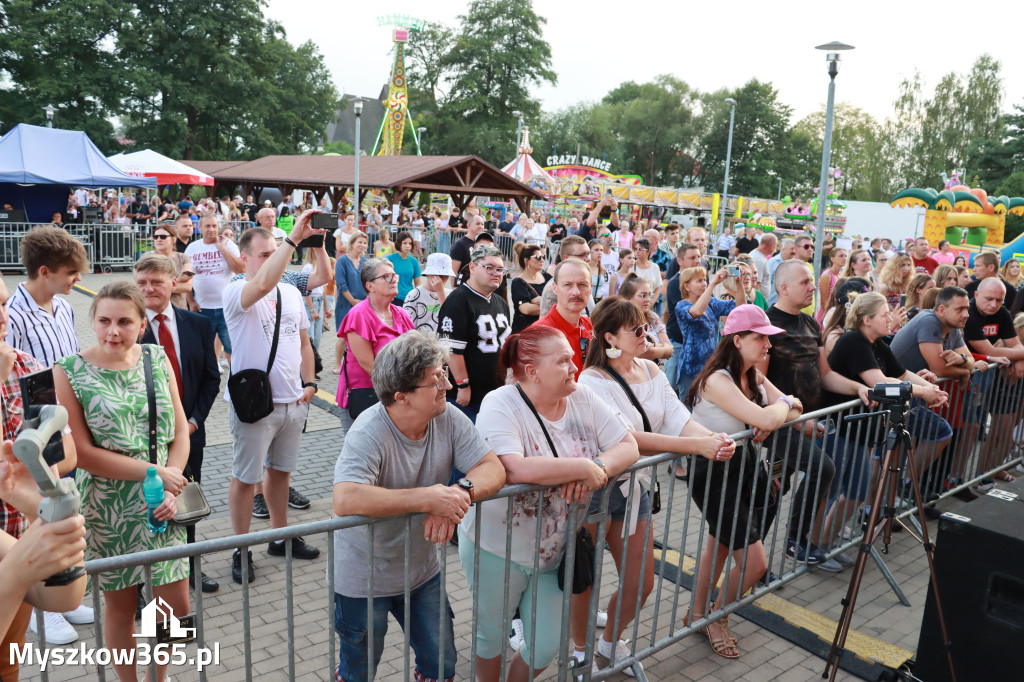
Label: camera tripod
xmin=822 ymin=397 xmax=956 ymax=682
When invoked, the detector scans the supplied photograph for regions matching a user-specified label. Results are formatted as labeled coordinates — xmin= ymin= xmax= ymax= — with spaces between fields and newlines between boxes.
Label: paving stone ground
xmin=9 ymin=271 xmax=991 ymax=681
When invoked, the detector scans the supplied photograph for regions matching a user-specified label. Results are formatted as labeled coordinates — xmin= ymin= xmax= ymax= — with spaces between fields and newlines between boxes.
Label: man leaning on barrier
xmin=332 ymin=331 xmax=505 ymax=682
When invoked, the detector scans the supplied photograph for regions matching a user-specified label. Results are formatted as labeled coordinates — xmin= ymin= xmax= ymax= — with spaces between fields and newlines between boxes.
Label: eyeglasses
xmin=800 ymin=244 xmax=814 ymax=249
xmin=567 ymin=251 xmax=591 ymax=260
xmin=371 ymin=272 xmax=400 ymax=284
xmin=634 ymin=292 xmax=654 ymax=301
xmin=629 ymin=322 xmax=653 ymax=338
xmin=414 ymin=366 xmax=450 ymax=391
xmin=476 ymin=263 xmax=510 ymax=276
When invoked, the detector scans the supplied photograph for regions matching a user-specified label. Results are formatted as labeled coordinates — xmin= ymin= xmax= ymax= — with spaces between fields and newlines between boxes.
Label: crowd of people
xmin=2 ymin=196 xmax=1024 ymax=682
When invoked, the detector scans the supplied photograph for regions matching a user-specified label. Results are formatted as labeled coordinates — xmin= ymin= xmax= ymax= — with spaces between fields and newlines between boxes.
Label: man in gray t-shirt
xmin=331 ymin=332 xmax=505 ymax=681
xmin=890 ymin=288 xmax=975 ymax=382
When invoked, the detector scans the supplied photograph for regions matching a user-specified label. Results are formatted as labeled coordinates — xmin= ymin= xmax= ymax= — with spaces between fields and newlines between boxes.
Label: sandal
xmin=703 ymin=616 xmax=739 ymax=659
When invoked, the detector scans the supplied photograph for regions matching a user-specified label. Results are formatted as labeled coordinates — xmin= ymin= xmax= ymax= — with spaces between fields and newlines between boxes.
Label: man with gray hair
xmin=333 ymin=331 xmax=505 ymax=682
xmin=438 ymin=243 xmax=511 ymax=422
xmin=767 ymin=238 xmax=797 ymax=307
xmin=751 ymin=232 xmax=777 ymax=300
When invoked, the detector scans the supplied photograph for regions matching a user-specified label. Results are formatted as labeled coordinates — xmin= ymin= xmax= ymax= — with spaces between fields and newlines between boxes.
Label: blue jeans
xmin=665 ymin=342 xmax=683 ymax=398
xmin=437 ymin=231 xmax=451 ymax=255
xmin=446 ymin=398 xmax=479 ymax=424
xmin=199 ymin=307 xmax=232 ymax=354
xmin=306 ymin=293 xmax=324 ymax=349
xmin=907 ymin=400 xmax=953 ymax=443
xmin=334 ymin=572 xmax=456 ymax=682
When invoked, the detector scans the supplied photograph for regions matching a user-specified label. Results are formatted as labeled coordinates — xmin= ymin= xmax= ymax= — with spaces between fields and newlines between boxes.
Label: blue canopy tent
xmin=0 ymin=123 xmax=155 ymax=222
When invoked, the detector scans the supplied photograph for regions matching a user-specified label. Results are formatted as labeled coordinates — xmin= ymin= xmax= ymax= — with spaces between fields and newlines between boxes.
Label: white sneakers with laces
xmin=596 ymin=637 xmax=643 ymax=677
xmin=28 ymin=610 xmax=78 ymax=645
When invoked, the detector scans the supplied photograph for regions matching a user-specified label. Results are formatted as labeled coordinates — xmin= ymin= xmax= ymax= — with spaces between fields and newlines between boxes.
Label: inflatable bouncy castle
xmin=890 ymin=178 xmax=1024 ymax=263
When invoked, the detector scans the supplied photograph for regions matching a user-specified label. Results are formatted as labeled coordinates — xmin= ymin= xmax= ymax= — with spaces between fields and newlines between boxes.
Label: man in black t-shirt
xmin=964 ymin=251 xmax=1017 ymax=313
xmin=547 ymin=220 xmax=566 ymax=242
xmin=241 ymin=195 xmax=258 ymax=223
xmin=448 ymin=206 xmax=466 ymax=231
xmin=963 ymin=279 xmax=1024 ymax=482
xmin=734 ymin=226 xmax=758 ymax=256
xmin=438 ymin=244 xmax=511 ymax=423
xmin=763 ymin=261 xmax=870 ymax=569
xmin=449 ymin=214 xmax=485 ymax=287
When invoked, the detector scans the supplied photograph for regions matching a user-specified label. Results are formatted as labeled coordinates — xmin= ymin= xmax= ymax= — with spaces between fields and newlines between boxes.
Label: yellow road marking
xmin=73 ymin=283 xmax=98 ymax=296
xmin=654 ymin=548 xmax=913 ymax=668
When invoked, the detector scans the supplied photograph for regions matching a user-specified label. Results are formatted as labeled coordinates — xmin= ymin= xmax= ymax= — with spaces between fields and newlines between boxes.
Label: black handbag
xmin=602 ymin=363 xmax=661 ymax=514
xmin=227 ymin=287 xmax=281 ymax=423
xmin=515 ymin=385 xmax=596 ymax=594
xmin=342 ymin=334 xmax=379 ymax=420
xmin=142 ymin=346 xmax=211 ymax=526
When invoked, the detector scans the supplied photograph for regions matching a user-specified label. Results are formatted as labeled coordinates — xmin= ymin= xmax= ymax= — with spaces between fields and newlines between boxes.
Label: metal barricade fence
xmin=37 ymin=373 xmax=1021 ymax=682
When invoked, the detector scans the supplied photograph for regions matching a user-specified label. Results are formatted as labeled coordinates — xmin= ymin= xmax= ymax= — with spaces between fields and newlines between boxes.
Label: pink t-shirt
xmin=932 ymin=251 xmax=955 ymax=265
xmin=335 ymin=299 xmax=415 ymax=407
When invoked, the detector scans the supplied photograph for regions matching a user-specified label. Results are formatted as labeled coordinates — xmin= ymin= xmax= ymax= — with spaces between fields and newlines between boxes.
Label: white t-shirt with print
xmin=185 ymin=240 xmax=240 ymax=309
xmin=222 ymin=279 xmax=309 ymax=404
xmin=465 ymin=383 xmax=630 ymax=570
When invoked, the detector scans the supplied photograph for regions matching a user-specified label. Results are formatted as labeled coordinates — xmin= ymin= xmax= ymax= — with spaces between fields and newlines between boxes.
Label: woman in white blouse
xmin=460 ymin=324 xmax=638 ymax=682
xmin=572 ymin=298 xmax=734 ymax=675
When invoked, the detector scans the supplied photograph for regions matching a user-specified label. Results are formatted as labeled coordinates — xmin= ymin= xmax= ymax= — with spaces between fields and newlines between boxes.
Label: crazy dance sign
xmin=542 ymin=157 xmax=641 ymax=199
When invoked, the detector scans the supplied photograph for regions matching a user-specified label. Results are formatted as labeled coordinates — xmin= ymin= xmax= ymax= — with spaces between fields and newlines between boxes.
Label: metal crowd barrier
xmin=27 ymin=369 xmax=1020 ymax=682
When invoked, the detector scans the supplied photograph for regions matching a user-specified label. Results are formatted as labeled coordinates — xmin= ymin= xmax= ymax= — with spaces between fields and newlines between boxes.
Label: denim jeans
xmin=306 ymin=293 xmax=324 ymax=349
xmin=334 ymin=572 xmax=456 ymax=682
xmin=198 ymin=307 xmax=232 ymax=354
xmin=666 ymin=342 xmax=683 ymax=398
xmin=437 ymin=231 xmax=451 ymax=255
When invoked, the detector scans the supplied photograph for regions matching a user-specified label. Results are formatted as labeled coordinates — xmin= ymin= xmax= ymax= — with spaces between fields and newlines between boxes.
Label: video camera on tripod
xmin=867 ymin=381 xmax=913 ymax=405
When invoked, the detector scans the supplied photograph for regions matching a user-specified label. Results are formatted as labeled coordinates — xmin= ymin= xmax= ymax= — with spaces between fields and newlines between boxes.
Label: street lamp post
xmin=417 ymin=126 xmax=426 ymax=156
xmin=513 ymin=110 xmax=523 ymax=150
xmin=352 ymin=97 xmax=365 ymax=232
xmin=719 ymin=97 xmax=737 ymax=234
xmin=812 ymin=42 xmax=854 ymax=282
xmin=43 ymin=104 xmax=56 ymax=128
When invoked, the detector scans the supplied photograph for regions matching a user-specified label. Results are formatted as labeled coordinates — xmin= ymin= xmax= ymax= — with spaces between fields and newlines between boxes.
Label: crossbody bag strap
xmin=266 ymin=286 xmax=282 ymax=372
xmin=142 ymin=345 xmax=157 ymax=466
xmin=602 ymin=362 xmax=652 ymax=433
xmin=515 ymin=384 xmax=559 ymax=458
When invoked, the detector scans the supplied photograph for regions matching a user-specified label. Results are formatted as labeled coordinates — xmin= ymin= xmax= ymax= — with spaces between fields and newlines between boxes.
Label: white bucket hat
xmin=423 ymin=252 xmax=456 ymax=277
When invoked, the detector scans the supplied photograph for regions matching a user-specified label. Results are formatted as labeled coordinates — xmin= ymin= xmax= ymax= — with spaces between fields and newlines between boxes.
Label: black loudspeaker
xmin=914 ymin=477 xmax=1024 ymax=681
xmin=83 ymin=206 xmax=102 ymax=223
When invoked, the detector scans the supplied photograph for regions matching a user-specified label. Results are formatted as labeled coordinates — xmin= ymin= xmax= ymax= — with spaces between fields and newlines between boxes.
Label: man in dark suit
xmin=135 ymin=253 xmax=222 ymax=593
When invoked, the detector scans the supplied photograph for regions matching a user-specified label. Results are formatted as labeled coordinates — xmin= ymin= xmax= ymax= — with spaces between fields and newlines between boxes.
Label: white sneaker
xmin=219 ymin=359 xmax=229 ymax=374
xmin=597 ymin=638 xmax=642 ymax=677
xmin=508 ymin=618 xmax=524 ymax=651
xmin=595 ymin=609 xmax=608 ymax=627
xmin=28 ymin=610 xmax=78 ymax=645
xmin=63 ymin=604 xmax=95 ymax=625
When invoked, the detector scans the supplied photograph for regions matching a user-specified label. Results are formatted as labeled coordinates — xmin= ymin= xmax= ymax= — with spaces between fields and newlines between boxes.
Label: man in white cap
xmin=403 ymin=253 xmax=455 ymax=333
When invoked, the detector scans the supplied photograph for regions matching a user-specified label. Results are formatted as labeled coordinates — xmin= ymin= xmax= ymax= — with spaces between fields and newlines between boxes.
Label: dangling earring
xmin=606 ymin=345 xmax=622 ymax=359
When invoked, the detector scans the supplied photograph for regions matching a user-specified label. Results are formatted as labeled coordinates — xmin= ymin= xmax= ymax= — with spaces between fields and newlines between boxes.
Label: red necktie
xmin=155 ymin=313 xmax=184 ymax=399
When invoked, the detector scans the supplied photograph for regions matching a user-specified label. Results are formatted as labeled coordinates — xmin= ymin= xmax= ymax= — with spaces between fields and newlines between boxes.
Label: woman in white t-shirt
xmin=572 ymin=298 xmax=734 ymax=673
xmin=333 ymin=212 xmax=359 ymax=255
xmin=460 ymin=325 xmax=638 ymax=680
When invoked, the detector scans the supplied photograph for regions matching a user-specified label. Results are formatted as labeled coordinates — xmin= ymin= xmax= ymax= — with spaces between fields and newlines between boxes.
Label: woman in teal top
xmin=386 ymin=230 xmax=422 ymax=305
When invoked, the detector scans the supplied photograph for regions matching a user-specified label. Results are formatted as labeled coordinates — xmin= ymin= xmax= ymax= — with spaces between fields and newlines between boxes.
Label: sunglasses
xmin=629 ymin=322 xmax=653 ymax=338
xmin=153 ymin=234 xmax=172 ymax=240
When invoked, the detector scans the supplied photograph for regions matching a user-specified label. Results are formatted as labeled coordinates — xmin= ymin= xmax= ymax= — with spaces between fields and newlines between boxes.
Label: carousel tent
xmin=500 ymin=128 xmax=557 ymax=195
xmin=108 ymin=149 xmax=214 ymax=186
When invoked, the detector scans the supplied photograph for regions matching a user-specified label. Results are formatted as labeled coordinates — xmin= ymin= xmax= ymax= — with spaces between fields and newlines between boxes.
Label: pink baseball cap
xmin=723 ymin=305 xmax=786 ymax=336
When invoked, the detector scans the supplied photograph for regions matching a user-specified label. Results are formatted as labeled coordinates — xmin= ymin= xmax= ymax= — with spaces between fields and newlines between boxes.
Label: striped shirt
xmin=6 ymin=283 xmax=79 ymax=367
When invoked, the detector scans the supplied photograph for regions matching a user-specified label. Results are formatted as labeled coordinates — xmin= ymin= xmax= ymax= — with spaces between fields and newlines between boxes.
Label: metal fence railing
xmin=23 ymin=366 xmax=1021 ymax=681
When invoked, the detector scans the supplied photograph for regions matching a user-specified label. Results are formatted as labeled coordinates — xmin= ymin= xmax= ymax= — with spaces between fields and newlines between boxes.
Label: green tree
xmin=414 ymin=0 xmax=555 ymax=162
xmin=602 ymin=76 xmax=700 ymax=186
xmin=694 ymin=80 xmax=793 ymax=198
xmin=117 ymin=1 xmax=336 ymax=160
xmin=531 ymin=101 xmax=623 ymax=171
xmin=794 ymin=103 xmax=886 ymax=201
xmin=0 ymin=0 xmax=125 ymax=149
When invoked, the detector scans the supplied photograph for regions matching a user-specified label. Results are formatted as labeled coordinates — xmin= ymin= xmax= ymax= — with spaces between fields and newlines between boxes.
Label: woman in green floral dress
xmin=55 ymin=281 xmax=190 ymax=682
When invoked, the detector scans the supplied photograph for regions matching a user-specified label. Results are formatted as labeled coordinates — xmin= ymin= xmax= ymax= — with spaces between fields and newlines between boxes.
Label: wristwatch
xmin=959 ymin=353 xmax=968 ymax=365
xmin=302 ymin=381 xmax=317 ymax=391
xmin=592 ymin=458 xmax=607 ymax=475
xmin=456 ymin=477 xmax=474 ymax=501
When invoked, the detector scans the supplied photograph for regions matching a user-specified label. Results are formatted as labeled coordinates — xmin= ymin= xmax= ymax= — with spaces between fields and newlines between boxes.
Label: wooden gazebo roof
xmin=184 ymin=155 xmax=542 ymax=212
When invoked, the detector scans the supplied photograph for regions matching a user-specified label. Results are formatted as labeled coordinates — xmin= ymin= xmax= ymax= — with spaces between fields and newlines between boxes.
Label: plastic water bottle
xmin=143 ymin=467 xmax=167 ymax=534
